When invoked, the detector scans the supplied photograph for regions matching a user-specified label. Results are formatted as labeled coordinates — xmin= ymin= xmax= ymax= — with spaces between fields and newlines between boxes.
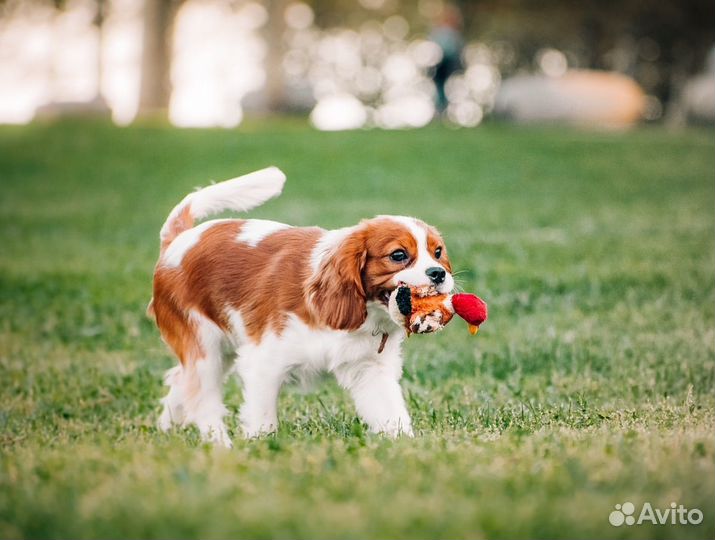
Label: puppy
xmin=149 ymin=167 xmax=454 ymax=447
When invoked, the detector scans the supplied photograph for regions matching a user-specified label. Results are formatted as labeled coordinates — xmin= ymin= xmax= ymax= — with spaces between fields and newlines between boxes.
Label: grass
xmin=0 ymin=119 xmax=713 ymax=539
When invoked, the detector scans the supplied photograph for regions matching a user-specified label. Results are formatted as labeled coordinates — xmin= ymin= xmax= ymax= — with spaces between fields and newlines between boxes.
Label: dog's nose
xmin=426 ymin=267 xmax=446 ymax=285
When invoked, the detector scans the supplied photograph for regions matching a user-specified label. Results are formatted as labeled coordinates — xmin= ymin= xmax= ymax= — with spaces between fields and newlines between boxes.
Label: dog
xmin=149 ymin=167 xmax=454 ymax=447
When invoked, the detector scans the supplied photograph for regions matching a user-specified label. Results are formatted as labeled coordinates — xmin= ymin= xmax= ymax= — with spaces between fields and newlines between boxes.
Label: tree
xmin=263 ymin=0 xmax=289 ymax=111
xmin=138 ymin=0 xmax=182 ymax=115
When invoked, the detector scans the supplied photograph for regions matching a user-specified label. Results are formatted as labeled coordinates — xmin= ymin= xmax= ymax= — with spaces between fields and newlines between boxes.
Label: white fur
xmin=162 ymin=219 xmax=232 ymax=268
xmin=159 ymin=166 xmax=286 ymax=247
xmin=385 ymin=215 xmax=455 ymax=293
xmin=161 ymin=302 xmax=411 ymax=444
xmin=157 ymin=366 xmax=185 ymax=430
xmin=236 ymin=219 xmax=291 ymax=247
xmin=231 ymin=303 xmax=410 ymax=438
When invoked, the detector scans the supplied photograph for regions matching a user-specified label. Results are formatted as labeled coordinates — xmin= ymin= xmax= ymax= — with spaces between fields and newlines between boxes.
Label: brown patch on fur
xmin=425 ymin=225 xmax=452 ymax=273
xmin=151 ymin=220 xmax=325 ymax=356
xmin=361 ymin=219 xmax=419 ymax=298
xmin=307 ymin=228 xmax=369 ymax=330
xmin=151 ymin=270 xmax=204 ymax=364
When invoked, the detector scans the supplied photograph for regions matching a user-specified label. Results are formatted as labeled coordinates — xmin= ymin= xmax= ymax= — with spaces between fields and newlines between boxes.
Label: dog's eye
xmin=390 ymin=249 xmax=409 ymax=263
xmin=434 ymin=247 xmax=442 ymax=259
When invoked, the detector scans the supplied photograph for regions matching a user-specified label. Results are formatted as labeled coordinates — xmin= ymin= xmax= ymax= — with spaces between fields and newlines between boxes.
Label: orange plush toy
xmin=388 ymin=284 xmax=488 ymax=336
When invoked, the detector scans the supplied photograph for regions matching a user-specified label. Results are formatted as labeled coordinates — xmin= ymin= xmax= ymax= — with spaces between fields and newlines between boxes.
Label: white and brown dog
xmin=149 ymin=167 xmax=454 ymax=446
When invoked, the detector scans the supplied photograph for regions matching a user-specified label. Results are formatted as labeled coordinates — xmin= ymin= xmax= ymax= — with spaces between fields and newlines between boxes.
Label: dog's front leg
xmin=235 ymin=344 xmax=286 ymax=438
xmin=335 ymin=355 xmax=414 ymax=437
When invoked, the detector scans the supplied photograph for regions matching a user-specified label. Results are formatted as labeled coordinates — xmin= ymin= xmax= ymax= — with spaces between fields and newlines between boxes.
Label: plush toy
xmin=451 ymin=292 xmax=488 ymax=335
xmin=388 ymin=284 xmax=488 ymax=336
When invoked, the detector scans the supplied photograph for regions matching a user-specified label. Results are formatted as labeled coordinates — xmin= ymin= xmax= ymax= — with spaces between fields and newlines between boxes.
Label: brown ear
xmin=307 ymin=230 xmax=367 ymax=330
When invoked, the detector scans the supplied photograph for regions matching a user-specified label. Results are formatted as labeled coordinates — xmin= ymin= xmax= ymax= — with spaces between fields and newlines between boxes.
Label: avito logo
xmin=609 ymin=502 xmax=704 ymax=527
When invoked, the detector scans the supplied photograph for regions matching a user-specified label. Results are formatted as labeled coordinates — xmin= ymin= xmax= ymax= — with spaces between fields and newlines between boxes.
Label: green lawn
xmin=0 ymin=119 xmax=713 ymax=540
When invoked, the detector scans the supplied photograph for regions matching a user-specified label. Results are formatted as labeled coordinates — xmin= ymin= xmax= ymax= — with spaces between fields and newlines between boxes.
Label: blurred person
xmin=430 ymin=3 xmax=464 ymax=113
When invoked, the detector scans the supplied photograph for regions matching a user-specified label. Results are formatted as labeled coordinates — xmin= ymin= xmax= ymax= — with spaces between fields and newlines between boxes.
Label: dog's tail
xmin=158 ymin=166 xmax=287 ymax=252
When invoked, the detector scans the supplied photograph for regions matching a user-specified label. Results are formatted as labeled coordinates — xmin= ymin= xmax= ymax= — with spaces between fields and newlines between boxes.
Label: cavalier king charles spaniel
xmin=149 ymin=167 xmax=454 ymax=447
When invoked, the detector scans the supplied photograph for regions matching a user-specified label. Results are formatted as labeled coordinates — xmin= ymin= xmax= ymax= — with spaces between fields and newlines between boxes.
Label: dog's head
xmin=307 ymin=216 xmax=453 ymax=330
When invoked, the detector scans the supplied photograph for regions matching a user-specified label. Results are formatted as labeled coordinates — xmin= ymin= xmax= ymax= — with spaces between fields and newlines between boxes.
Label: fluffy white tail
xmin=159 ymin=166 xmax=286 ymax=251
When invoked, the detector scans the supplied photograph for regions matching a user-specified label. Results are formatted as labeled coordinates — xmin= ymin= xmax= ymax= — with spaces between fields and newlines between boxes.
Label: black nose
xmin=426 ymin=266 xmax=446 ymax=285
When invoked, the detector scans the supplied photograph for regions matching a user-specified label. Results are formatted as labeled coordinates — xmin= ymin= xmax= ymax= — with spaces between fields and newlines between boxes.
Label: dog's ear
xmin=307 ymin=230 xmax=368 ymax=330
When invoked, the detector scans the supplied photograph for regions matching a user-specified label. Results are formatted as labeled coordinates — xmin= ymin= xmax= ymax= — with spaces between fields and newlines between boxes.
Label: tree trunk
xmin=138 ymin=0 xmax=179 ymax=116
xmin=264 ymin=0 xmax=288 ymax=112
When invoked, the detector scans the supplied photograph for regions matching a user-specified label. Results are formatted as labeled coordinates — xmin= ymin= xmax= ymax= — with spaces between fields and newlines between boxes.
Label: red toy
xmin=451 ymin=293 xmax=488 ymax=334
xmin=389 ymin=284 xmax=488 ymax=336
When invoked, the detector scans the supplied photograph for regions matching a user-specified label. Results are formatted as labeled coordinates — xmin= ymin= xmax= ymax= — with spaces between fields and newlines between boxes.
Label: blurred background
xmin=1 ymin=0 xmax=713 ymax=129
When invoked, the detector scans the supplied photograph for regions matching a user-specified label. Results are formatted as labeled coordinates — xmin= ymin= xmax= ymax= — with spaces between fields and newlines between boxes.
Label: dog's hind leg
xmin=180 ymin=312 xmax=232 ymax=447
xmin=155 ymin=304 xmax=232 ymax=447
xmin=158 ymin=365 xmax=186 ymax=431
